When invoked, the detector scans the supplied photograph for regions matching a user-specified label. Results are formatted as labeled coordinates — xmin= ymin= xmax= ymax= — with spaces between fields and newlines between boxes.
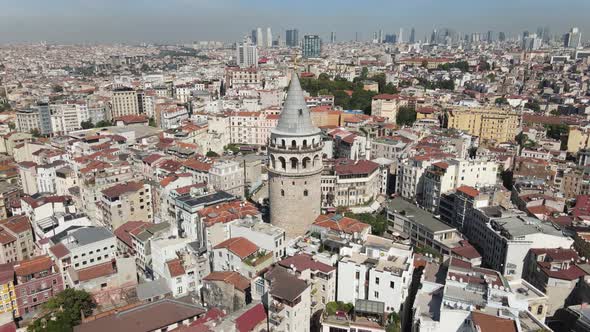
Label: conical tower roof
xmin=273 ymin=74 xmax=319 ymax=136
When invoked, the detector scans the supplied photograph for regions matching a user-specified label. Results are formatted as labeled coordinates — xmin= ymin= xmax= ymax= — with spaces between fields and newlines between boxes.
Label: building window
xmin=281 ymin=190 xmax=285 ymax=197
xmin=374 ymin=291 xmax=379 ymax=298
xmin=355 ymin=271 xmax=360 ymax=279
xmin=375 ymin=277 xmax=379 ymax=285
xmin=537 ymin=305 xmax=544 ymax=315
xmin=304 ymin=189 xmax=308 ymax=197
xmin=390 ymin=281 xmax=395 ymax=288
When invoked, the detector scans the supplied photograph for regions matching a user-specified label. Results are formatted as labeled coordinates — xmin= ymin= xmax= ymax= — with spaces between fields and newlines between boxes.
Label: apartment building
xmin=98 ymin=181 xmax=153 ymax=230
xmin=278 ymin=254 xmax=336 ymax=313
xmin=49 ymin=227 xmax=117 ymax=280
xmin=371 ymin=94 xmax=409 ymax=123
xmin=209 ymin=160 xmax=245 ymax=198
xmin=0 ymin=215 xmax=35 ymax=264
xmin=422 ymin=159 xmax=498 ymax=213
xmin=321 ymin=159 xmax=381 ymax=209
xmin=229 ymin=218 xmax=286 ymax=261
xmin=262 ymin=266 xmax=311 ymax=332
xmin=464 ymin=206 xmax=574 ymax=278
xmin=386 ymin=198 xmax=463 ymax=256
xmin=110 ymin=87 xmax=139 ymax=119
xmin=446 ymin=107 xmax=521 ymax=145
xmin=337 ymin=235 xmax=414 ymax=313
xmin=49 ymin=103 xmax=89 ymax=135
xmin=13 ymin=255 xmax=64 ymax=318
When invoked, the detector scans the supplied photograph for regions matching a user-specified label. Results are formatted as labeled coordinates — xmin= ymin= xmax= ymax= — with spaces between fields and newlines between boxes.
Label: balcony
xmin=269 ymin=313 xmax=284 ymax=326
xmin=269 ymin=301 xmax=285 ymax=314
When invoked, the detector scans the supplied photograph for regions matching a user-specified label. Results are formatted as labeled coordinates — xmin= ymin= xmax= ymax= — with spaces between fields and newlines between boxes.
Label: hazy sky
xmin=0 ymin=0 xmax=589 ymax=43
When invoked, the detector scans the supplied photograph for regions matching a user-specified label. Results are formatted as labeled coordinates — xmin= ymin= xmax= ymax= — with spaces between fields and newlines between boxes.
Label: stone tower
xmin=268 ymin=73 xmax=323 ymax=238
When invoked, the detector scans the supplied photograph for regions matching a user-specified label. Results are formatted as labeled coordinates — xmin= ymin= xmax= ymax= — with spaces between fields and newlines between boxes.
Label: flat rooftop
xmin=387 ymin=198 xmax=455 ymax=233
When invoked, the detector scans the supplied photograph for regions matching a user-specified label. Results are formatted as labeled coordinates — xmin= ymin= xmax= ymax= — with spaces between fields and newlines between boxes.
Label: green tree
xmin=206 ymin=150 xmax=220 ymax=157
xmin=386 ymin=311 xmax=402 ymax=332
xmin=382 ymin=83 xmax=398 ymax=94
xmin=360 ymin=67 xmax=369 ymax=80
xmin=80 ymin=120 xmax=94 ymax=129
xmin=495 ymin=97 xmax=509 ymax=105
xmin=344 ymin=212 xmax=387 ymax=235
xmin=501 ymin=170 xmax=514 ymax=190
xmin=148 ymin=117 xmax=157 ymax=127
xmin=396 ymin=106 xmax=417 ymax=126
xmin=525 ymin=101 xmax=541 ymax=112
xmin=95 ymin=120 xmax=112 ymax=128
xmin=325 ymin=301 xmax=354 ymax=316
xmin=28 ymin=289 xmax=96 ymax=332
xmin=318 ymin=73 xmax=330 ymax=81
xmin=30 ymin=128 xmax=41 ymax=137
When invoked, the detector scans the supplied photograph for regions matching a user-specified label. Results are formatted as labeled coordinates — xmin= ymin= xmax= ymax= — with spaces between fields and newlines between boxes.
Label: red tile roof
xmin=457 ymin=185 xmax=480 ymax=198
xmin=471 ymin=311 xmax=517 ymax=332
xmin=167 ymin=258 xmax=186 ymax=277
xmin=14 ymin=255 xmax=53 ymax=276
xmin=235 ymin=303 xmax=266 ymax=332
xmin=101 ymin=181 xmax=144 ymax=198
xmin=278 ymin=254 xmax=335 ymax=273
xmin=313 ymin=214 xmax=370 ymax=235
xmin=203 ymin=271 xmax=251 ymax=291
xmin=49 ymin=243 xmax=70 ymax=259
xmin=0 ymin=215 xmax=31 ymax=234
xmin=114 ymin=114 xmax=149 ymax=124
xmin=199 ymin=200 xmax=260 ymax=227
xmin=78 ymin=260 xmax=117 ymax=282
xmin=213 ymin=237 xmax=258 ymax=259
xmin=333 ymin=159 xmax=379 ymax=176
xmin=114 ymin=221 xmax=152 ymax=249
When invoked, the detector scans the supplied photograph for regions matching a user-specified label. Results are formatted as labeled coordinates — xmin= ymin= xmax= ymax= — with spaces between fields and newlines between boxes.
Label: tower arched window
xmin=281 ymin=139 xmax=286 ymax=148
xmin=537 ymin=305 xmax=544 ymax=315
xmin=302 ymin=139 xmax=308 ymax=148
xmin=304 ymin=189 xmax=308 ymax=197
xmin=281 ymin=189 xmax=285 ymax=196
xmin=302 ymin=157 xmax=311 ymax=169
xmin=278 ymin=157 xmax=286 ymax=170
xmin=313 ymin=154 xmax=320 ymax=167
xmin=290 ymin=157 xmax=298 ymax=170
xmin=291 ymin=140 xmax=297 ymax=149
xmin=270 ymin=155 xmax=276 ymax=169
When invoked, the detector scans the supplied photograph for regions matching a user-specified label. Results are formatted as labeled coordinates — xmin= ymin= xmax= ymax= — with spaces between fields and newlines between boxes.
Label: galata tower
xmin=268 ymin=73 xmax=323 ymax=238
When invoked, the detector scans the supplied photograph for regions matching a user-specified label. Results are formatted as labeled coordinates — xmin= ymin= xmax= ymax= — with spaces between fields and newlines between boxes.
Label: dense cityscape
xmin=1 ymin=14 xmax=590 ymax=332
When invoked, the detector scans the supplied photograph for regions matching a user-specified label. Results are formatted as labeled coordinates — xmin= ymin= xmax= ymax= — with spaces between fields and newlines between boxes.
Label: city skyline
xmin=1 ymin=0 xmax=589 ymax=43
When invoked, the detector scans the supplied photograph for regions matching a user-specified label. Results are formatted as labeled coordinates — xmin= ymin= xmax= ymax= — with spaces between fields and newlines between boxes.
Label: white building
xmin=337 ymin=235 xmax=414 ymax=313
xmin=209 ymin=160 xmax=245 ymax=198
xmin=422 ymin=159 xmax=498 ymax=213
xmin=229 ymin=218 xmax=286 ymax=261
xmin=236 ymin=41 xmax=259 ymax=68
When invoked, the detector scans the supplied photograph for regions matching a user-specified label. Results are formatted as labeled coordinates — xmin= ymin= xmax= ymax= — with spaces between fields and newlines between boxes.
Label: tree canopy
xmin=396 ymin=106 xmax=417 ymax=127
xmin=28 ymin=289 xmax=96 ymax=332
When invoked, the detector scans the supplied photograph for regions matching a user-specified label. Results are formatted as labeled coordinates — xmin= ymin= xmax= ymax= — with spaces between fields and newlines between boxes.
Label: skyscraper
xmin=409 ymin=28 xmax=416 ymax=43
xmin=487 ymin=30 xmax=495 ymax=43
xmin=378 ymin=30 xmax=383 ymax=43
xmin=564 ymin=27 xmax=582 ymax=49
xmin=268 ymin=74 xmax=323 ymax=238
xmin=286 ymin=29 xmax=299 ymax=47
xmin=236 ymin=39 xmax=258 ymax=68
xmin=398 ymin=28 xmax=404 ymax=43
xmin=303 ymin=35 xmax=321 ymax=58
xmin=256 ymin=27 xmax=263 ymax=48
xmin=431 ymin=29 xmax=437 ymax=43
xmin=251 ymin=29 xmax=257 ymax=44
xmin=330 ymin=32 xmax=336 ymax=43
xmin=266 ymin=27 xmax=272 ymax=48
xmin=498 ymin=32 xmax=506 ymax=42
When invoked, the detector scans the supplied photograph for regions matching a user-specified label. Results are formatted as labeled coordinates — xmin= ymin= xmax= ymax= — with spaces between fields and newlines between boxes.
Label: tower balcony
xmin=268 ymin=142 xmax=323 ymax=152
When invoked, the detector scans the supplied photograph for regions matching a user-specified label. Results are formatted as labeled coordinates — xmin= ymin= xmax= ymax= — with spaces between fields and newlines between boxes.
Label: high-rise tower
xmin=266 ymin=27 xmax=273 ymax=48
xmin=268 ymin=74 xmax=323 ymax=238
